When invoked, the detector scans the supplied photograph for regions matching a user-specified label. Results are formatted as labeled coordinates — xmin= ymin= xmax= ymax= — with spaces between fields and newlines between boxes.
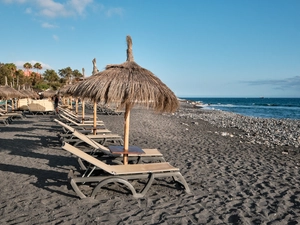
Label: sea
xmin=181 ymin=97 xmax=300 ymax=120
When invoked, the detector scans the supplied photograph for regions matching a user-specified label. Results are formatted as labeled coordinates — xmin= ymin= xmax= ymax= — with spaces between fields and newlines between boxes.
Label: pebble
xmin=174 ymin=103 xmax=300 ymax=149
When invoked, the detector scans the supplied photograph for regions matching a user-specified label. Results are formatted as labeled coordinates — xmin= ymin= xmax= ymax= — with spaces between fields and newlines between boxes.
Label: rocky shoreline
xmin=174 ymin=101 xmax=300 ymax=150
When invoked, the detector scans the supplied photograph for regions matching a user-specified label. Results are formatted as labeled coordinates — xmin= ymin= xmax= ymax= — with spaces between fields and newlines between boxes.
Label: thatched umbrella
xmin=59 ymin=84 xmax=73 ymax=109
xmin=19 ymin=86 xmax=39 ymax=99
xmin=0 ymin=77 xmax=24 ymax=99
xmin=42 ymin=89 xmax=57 ymax=98
xmin=71 ymin=35 xmax=178 ymax=165
xmin=0 ymin=77 xmax=24 ymax=111
xmin=66 ymin=69 xmax=89 ymax=122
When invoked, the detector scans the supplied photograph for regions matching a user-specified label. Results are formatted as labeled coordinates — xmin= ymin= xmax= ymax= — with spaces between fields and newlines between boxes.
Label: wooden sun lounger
xmin=73 ymin=128 xmax=164 ymax=166
xmin=54 ymin=119 xmax=122 ymax=146
xmin=58 ymin=106 xmax=93 ymax=117
xmin=0 ymin=116 xmax=11 ymax=126
xmin=59 ymin=108 xmax=93 ymax=122
xmin=62 ymin=142 xmax=191 ymax=199
xmin=54 ymin=118 xmax=164 ymax=165
xmin=58 ymin=114 xmax=106 ymax=129
xmin=56 ymin=117 xmax=110 ymax=135
xmin=0 ymin=112 xmax=25 ymax=120
xmin=97 ymin=104 xmax=125 ymax=116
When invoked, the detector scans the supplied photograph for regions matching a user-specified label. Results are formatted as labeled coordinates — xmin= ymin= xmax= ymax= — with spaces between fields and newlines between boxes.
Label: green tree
xmin=72 ymin=69 xmax=83 ymax=81
xmin=0 ymin=63 xmax=16 ymax=85
xmin=43 ymin=69 xmax=61 ymax=90
xmin=23 ymin=62 xmax=32 ymax=72
xmin=33 ymin=62 xmax=42 ymax=73
xmin=34 ymin=81 xmax=49 ymax=90
xmin=6 ymin=63 xmax=17 ymax=87
xmin=33 ymin=62 xmax=42 ymax=82
xmin=58 ymin=67 xmax=73 ymax=84
xmin=15 ymin=69 xmax=26 ymax=87
xmin=30 ymin=72 xmax=40 ymax=86
xmin=6 ymin=63 xmax=17 ymax=76
xmin=43 ymin=69 xmax=59 ymax=82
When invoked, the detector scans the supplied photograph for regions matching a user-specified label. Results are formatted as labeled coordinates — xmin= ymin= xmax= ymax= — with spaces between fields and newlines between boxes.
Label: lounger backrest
xmin=54 ymin=118 xmax=111 ymax=153
xmin=72 ymin=129 xmax=111 ymax=153
xmin=63 ymin=142 xmax=114 ymax=174
xmin=54 ymin=119 xmax=76 ymax=133
xmin=61 ymin=110 xmax=78 ymax=120
xmin=59 ymin=113 xmax=80 ymax=125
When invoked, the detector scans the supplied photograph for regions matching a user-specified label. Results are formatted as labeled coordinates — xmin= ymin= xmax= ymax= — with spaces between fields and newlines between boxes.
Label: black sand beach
xmin=0 ymin=102 xmax=299 ymax=224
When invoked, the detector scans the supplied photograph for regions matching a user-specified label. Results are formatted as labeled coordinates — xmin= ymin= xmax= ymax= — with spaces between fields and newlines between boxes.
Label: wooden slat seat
xmin=63 ymin=143 xmax=191 ymax=199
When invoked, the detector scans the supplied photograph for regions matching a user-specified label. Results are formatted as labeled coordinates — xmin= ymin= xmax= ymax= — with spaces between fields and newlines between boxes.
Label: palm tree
xmin=23 ymin=62 xmax=32 ymax=75
xmin=6 ymin=63 xmax=17 ymax=86
xmin=15 ymin=69 xmax=25 ymax=86
xmin=58 ymin=67 xmax=73 ymax=84
xmin=6 ymin=63 xmax=16 ymax=75
xmin=33 ymin=62 xmax=42 ymax=77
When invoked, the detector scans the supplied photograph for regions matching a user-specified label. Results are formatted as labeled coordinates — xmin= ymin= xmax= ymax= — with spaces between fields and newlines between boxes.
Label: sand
xmin=0 ymin=103 xmax=299 ymax=224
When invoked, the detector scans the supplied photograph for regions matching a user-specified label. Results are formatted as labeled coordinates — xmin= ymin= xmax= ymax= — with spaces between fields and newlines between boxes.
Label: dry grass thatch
xmin=42 ymin=90 xmax=57 ymax=98
xmin=68 ymin=36 xmax=178 ymax=113
xmin=59 ymin=84 xmax=73 ymax=96
xmin=0 ymin=80 xmax=24 ymax=99
xmin=19 ymin=86 xmax=40 ymax=99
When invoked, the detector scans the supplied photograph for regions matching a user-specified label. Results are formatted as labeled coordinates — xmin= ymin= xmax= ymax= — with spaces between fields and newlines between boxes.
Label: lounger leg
xmin=68 ymin=170 xmax=87 ymax=199
xmin=90 ymin=174 xmax=156 ymax=199
xmin=172 ymin=172 xmax=191 ymax=194
xmin=91 ymin=177 xmax=146 ymax=199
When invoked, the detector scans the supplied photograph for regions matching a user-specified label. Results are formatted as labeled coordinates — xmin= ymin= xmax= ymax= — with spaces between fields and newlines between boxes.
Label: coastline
xmin=177 ymin=100 xmax=300 ymax=150
xmin=180 ymin=97 xmax=300 ymax=120
xmin=0 ymin=102 xmax=299 ymax=224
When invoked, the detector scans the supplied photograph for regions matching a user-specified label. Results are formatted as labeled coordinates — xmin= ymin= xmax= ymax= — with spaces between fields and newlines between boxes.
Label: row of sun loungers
xmin=0 ymin=110 xmax=26 ymax=126
xmin=98 ymin=105 xmax=125 ymax=115
xmin=54 ymin=111 xmax=191 ymax=199
xmin=84 ymin=102 xmax=125 ymax=116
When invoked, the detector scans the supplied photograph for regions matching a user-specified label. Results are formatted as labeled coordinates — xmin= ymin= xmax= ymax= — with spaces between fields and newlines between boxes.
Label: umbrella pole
xmin=12 ymin=99 xmax=14 ymax=111
xmin=93 ymin=101 xmax=97 ymax=135
xmin=75 ymin=98 xmax=78 ymax=115
xmin=123 ymin=104 xmax=130 ymax=165
xmin=70 ymin=97 xmax=72 ymax=109
xmin=82 ymin=99 xmax=85 ymax=124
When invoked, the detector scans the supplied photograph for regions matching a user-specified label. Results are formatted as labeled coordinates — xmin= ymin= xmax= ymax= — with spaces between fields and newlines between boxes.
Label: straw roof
xmin=42 ymin=89 xmax=57 ymax=98
xmin=69 ymin=36 xmax=178 ymax=113
xmin=0 ymin=86 xmax=24 ymax=99
xmin=0 ymin=77 xmax=24 ymax=99
xmin=19 ymin=86 xmax=39 ymax=99
xmin=59 ymin=84 xmax=73 ymax=96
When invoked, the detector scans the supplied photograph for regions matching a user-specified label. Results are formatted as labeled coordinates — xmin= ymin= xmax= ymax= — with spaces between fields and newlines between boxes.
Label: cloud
xmin=42 ymin=22 xmax=58 ymax=28
xmin=37 ymin=0 xmax=72 ymax=18
xmin=25 ymin=7 xmax=31 ymax=14
xmin=52 ymin=34 xmax=59 ymax=41
xmin=106 ymin=7 xmax=123 ymax=17
xmin=2 ymin=0 xmax=27 ymax=3
xmin=2 ymin=0 xmax=124 ymax=20
xmin=2 ymin=0 xmax=94 ymax=18
xmin=68 ymin=0 xmax=93 ymax=15
xmin=14 ymin=60 xmax=52 ymax=70
xmin=242 ymin=76 xmax=300 ymax=90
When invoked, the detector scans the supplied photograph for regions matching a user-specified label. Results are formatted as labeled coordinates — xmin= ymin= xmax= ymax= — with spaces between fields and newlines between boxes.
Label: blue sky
xmin=1 ymin=0 xmax=300 ymax=97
